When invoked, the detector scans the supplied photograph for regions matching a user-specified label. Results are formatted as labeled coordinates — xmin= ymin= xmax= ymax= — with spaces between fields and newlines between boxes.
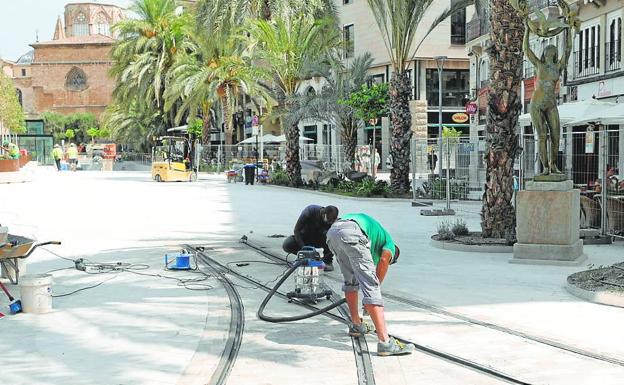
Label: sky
xmin=0 ymin=0 xmax=133 ymax=61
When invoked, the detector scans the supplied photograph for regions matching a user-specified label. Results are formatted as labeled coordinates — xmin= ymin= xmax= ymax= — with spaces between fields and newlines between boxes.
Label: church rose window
xmin=65 ymin=67 xmax=88 ymax=91
xmin=72 ymin=12 xmax=88 ymax=36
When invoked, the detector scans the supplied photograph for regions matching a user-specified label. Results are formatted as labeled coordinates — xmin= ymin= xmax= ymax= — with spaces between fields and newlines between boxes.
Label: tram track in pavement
xmin=239 ymin=237 xmax=624 ymax=369
xmin=236 ymin=239 xmax=534 ymax=385
xmin=187 ymin=244 xmax=377 ymax=385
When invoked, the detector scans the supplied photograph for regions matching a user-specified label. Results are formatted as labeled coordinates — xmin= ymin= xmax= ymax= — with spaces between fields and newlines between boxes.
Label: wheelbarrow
xmin=0 ymin=235 xmax=61 ymax=284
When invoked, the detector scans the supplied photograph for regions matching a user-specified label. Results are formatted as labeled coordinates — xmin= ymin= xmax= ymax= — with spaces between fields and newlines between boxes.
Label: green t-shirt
xmin=342 ymin=213 xmax=396 ymax=265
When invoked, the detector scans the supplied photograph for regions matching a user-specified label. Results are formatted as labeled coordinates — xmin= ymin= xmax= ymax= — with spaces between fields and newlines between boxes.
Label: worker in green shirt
xmin=52 ymin=144 xmax=63 ymax=171
xmin=326 ymin=213 xmax=411 ymax=357
xmin=2 ymin=140 xmax=20 ymax=159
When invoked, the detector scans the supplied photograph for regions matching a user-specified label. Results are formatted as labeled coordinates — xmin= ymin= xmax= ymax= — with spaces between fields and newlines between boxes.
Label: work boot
xmin=348 ymin=320 xmax=374 ymax=337
xmin=323 ymin=262 xmax=334 ymax=272
xmin=377 ymin=337 xmax=415 ymax=356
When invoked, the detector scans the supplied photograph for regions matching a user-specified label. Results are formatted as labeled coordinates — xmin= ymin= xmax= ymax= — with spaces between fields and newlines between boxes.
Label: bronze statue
xmin=518 ymin=0 xmax=579 ymax=177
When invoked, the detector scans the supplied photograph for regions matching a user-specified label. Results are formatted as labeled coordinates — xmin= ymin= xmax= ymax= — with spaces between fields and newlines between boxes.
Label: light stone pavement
xmin=0 ymin=169 xmax=623 ymax=385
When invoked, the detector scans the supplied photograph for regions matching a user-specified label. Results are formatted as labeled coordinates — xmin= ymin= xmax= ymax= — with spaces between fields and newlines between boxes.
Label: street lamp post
xmin=435 ymin=55 xmax=451 ymax=212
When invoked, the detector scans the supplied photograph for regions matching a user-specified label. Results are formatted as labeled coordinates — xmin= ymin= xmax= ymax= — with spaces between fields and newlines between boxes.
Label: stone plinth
xmin=511 ymin=180 xmax=585 ymax=265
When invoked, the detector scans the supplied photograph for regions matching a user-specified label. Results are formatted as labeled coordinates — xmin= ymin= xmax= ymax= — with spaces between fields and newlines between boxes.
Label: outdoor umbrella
xmin=518 ymin=99 xmax=615 ymax=126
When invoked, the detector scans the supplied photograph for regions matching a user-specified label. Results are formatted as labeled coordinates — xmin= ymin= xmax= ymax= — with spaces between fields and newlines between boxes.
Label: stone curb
xmin=260 ymin=183 xmax=413 ymax=202
xmin=429 ymin=237 xmax=513 ymax=253
xmin=566 ymin=282 xmax=624 ymax=308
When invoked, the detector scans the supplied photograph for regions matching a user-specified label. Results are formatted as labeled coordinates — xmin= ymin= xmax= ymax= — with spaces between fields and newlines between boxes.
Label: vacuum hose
xmin=257 ymin=259 xmax=347 ymax=323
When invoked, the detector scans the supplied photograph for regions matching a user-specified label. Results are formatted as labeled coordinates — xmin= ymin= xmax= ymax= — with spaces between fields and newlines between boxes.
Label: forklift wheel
xmin=154 ymin=174 xmax=162 ymax=182
xmin=189 ymin=173 xmax=197 ymax=182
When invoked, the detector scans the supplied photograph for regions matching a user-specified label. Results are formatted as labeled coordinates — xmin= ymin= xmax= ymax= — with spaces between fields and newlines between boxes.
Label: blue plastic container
xmin=165 ymin=253 xmax=191 ymax=270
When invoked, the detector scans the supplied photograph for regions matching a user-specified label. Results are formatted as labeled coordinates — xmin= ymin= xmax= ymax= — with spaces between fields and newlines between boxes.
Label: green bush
xmin=199 ymin=164 xmax=220 ymax=173
xmin=271 ymin=170 xmax=290 ymax=186
xmin=451 ymin=218 xmax=469 ymax=236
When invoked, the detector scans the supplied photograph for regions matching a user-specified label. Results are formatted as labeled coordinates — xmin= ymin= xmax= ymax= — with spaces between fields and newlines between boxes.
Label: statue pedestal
xmin=511 ymin=180 xmax=586 ymax=265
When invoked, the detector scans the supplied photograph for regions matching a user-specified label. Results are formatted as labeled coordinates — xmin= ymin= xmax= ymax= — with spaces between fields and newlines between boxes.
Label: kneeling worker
xmin=282 ymin=205 xmax=338 ymax=271
xmin=326 ymin=213 xmax=413 ymax=356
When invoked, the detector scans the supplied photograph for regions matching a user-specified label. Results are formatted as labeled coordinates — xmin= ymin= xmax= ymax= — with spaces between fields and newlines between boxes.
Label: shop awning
xmin=237 ymin=134 xmax=280 ymax=144
xmin=567 ymin=102 xmax=624 ymax=126
xmin=518 ymin=99 xmax=615 ymax=127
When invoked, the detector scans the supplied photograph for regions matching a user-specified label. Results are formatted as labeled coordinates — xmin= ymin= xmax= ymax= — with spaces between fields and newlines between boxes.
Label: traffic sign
xmin=465 ymin=102 xmax=478 ymax=115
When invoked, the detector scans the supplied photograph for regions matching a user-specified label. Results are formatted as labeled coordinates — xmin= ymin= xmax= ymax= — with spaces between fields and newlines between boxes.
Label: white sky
xmin=0 ymin=0 xmax=133 ymax=61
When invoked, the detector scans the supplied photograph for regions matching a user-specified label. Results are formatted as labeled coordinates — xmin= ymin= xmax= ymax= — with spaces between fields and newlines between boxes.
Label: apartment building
xmin=466 ymin=0 xmax=624 ymax=186
xmin=298 ymin=0 xmax=471 ymax=171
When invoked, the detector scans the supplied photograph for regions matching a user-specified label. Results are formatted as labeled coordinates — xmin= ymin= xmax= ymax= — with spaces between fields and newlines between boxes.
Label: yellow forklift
xmin=151 ymin=136 xmax=198 ymax=182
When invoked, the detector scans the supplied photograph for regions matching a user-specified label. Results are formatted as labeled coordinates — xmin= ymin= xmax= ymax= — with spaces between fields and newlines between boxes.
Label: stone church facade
xmin=1 ymin=2 xmax=125 ymax=120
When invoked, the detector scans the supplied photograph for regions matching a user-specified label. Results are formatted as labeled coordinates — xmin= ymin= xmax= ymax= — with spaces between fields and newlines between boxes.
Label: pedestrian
xmin=282 ymin=205 xmax=339 ymax=271
xmin=66 ymin=143 xmax=78 ymax=172
xmin=326 ymin=213 xmax=413 ymax=356
xmin=52 ymin=144 xmax=63 ymax=171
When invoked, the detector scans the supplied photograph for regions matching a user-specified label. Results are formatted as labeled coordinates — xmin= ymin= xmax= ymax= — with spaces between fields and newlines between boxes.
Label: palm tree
xmin=289 ymin=53 xmax=374 ymax=168
xmin=367 ymin=0 xmax=437 ymax=194
xmin=165 ymin=35 xmax=268 ymax=145
xmin=249 ymin=16 xmax=338 ymax=186
xmin=110 ymin=0 xmax=188 ymax=127
xmin=479 ymin=0 xmax=524 ymax=239
xmin=103 ymin=102 xmax=167 ymax=152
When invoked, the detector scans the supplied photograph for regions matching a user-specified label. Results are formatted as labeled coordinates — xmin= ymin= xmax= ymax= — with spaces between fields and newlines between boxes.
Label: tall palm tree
xmin=103 ymin=102 xmax=167 ymax=152
xmin=367 ymin=0 xmax=436 ymax=194
xmin=289 ymin=53 xmax=374 ymax=168
xmin=249 ymin=16 xmax=338 ymax=186
xmin=110 ymin=0 xmax=188 ymax=127
xmin=480 ymin=0 xmax=524 ymax=239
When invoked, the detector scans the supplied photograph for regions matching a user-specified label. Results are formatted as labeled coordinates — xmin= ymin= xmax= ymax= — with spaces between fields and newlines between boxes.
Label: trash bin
xmin=243 ymin=164 xmax=256 ymax=185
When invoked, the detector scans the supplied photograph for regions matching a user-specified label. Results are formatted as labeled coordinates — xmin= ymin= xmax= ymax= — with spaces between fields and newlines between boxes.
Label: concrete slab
xmin=1 ymin=169 xmax=624 ymax=385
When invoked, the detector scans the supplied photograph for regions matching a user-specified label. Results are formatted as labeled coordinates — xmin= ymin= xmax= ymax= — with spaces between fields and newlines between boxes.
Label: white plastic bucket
xmin=19 ymin=274 xmax=53 ymax=314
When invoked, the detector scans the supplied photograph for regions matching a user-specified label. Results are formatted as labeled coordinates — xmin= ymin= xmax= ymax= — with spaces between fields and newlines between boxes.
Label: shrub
xmin=271 ymin=170 xmax=290 ymax=186
xmin=451 ymin=218 xmax=469 ymax=236
xmin=437 ymin=221 xmax=454 ymax=240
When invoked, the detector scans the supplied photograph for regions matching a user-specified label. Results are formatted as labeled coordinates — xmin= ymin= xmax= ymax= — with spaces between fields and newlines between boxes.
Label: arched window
xmin=95 ymin=13 xmax=110 ymax=36
xmin=15 ymin=89 xmax=23 ymax=107
xmin=72 ymin=12 xmax=88 ymax=36
xmin=306 ymin=86 xmax=316 ymax=96
xmin=65 ymin=67 xmax=88 ymax=91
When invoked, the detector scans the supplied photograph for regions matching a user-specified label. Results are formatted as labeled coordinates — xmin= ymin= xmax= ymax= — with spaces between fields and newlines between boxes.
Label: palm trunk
xmin=481 ymin=0 xmax=524 ymax=239
xmin=222 ymin=86 xmax=233 ymax=145
xmin=284 ymin=121 xmax=302 ymax=186
xmin=389 ymin=71 xmax=412 ymax=193
xmin=340 ymin=116 xmax=357 ymax=168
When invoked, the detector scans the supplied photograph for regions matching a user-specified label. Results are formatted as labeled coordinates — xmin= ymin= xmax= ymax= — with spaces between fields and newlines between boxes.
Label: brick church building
xmin=1 ymin=2 xmax=125 ymax=121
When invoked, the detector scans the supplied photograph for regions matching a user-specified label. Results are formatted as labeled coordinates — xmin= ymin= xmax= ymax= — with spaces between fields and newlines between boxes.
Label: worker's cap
xmin=70 ymin=143 xmax=76 ymax=147
xmin=54 ymin=144 xmax=60 ymax=148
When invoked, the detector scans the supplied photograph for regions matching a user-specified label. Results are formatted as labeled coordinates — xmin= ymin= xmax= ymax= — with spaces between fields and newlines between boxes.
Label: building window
xmin=450 ymin=2 xmax=466 ymax=45
xmin=607 ymin=17 xmax=622 ymax=72
xmin=425 ymin=69 xmax=470 ymax=107
xmin=65 ymin=67 xmax=88 ymax=91
xmin=575 ymin=23 xmax=601 ymax=78
xmin=343 ymin=0 xmax=353 ymax=4
xmin=95 ymin=13 xmax=110 ymax=36
xmin=72 ymin=12 xmax=89 ymax=36
xmin=371 ymin=74 xmax=385 ymax=84
xmin=21 ymin=69 xmax=26 ymax=77
xmin=306 ymin=86 xmax=316 ymax=96
xmin=343 ymin=24 xmax=354 ymax=59
xmin=16 ymin=89 xmax=23 ymax=107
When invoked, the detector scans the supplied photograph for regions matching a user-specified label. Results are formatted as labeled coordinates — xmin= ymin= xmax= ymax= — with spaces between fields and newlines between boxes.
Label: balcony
xmin=605 ymin=40 xmax=622 ymax=74
xmin=466 ymin=16 xmax=489 ymax=42
xmin=573 ymin=49 xmax=601 ymax=79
